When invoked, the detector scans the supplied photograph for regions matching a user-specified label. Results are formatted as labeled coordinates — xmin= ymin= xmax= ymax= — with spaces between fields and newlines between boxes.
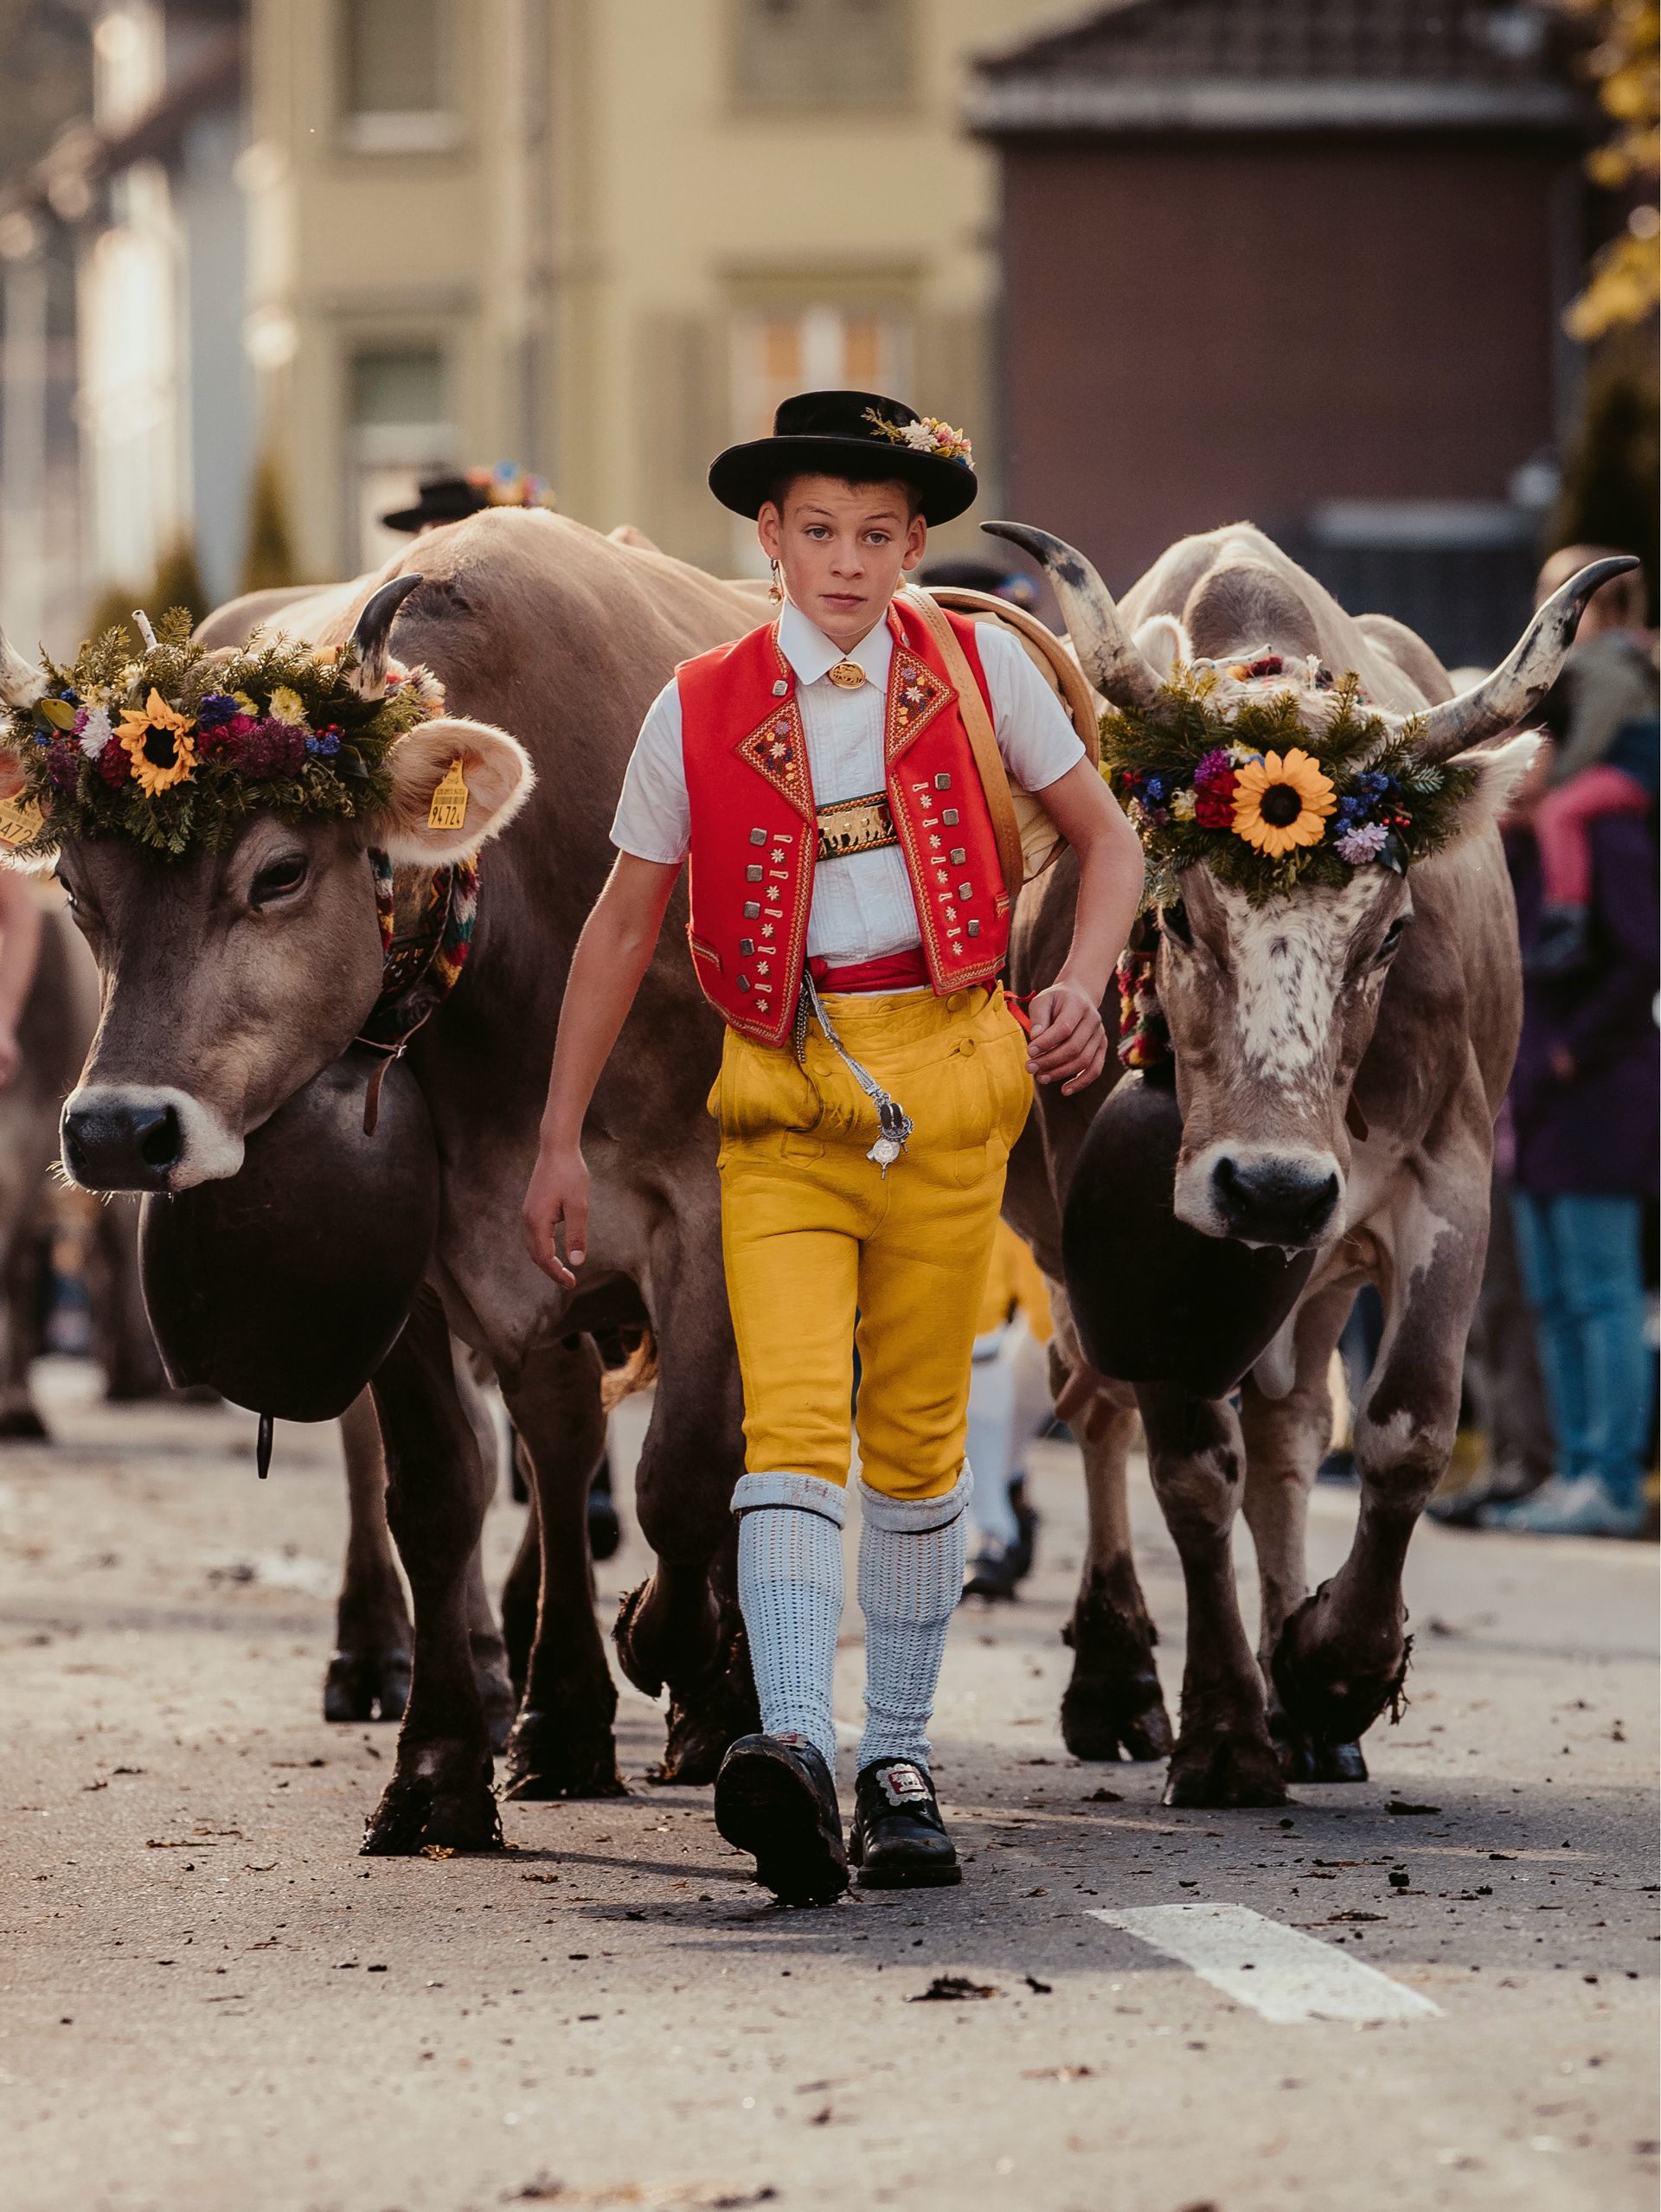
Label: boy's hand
xmin=1026 ymin=980 xmax=1108 ymax=1095
xmin=522 ymin=1141 xmax=590 ymax=1289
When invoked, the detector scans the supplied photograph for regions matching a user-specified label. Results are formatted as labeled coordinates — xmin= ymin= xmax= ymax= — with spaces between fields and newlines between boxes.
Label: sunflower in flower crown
xmin=1230 ymin=747 xmax=1335 ymax=857
xmin=116 ymin=689 xmax=198 ymax=796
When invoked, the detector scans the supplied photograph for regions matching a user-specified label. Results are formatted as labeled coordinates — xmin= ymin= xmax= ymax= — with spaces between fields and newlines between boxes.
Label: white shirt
xmin=611 ymin=599 xmax=1085 ymax=965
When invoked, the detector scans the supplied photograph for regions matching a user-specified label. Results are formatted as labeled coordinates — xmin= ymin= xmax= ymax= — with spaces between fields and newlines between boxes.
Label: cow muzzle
xmin=1177 ymin=1140 xmax=1343 ymax=1251
xmin=61 ymin=1085 xmax=245 ymax=1194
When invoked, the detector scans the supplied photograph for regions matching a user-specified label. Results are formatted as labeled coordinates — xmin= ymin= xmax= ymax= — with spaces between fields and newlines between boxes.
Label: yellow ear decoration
xmin=426 ymin=758 xmax=471 ymax=833
xmin=0 ymin=792 xmax=45 ymax=846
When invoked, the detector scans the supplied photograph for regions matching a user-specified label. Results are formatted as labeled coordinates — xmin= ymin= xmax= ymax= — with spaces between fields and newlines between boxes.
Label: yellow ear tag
xmin=0 ymin=792 xmax=45 ymax=847
xmin=427 ymin=758 xmax=470 ymax=833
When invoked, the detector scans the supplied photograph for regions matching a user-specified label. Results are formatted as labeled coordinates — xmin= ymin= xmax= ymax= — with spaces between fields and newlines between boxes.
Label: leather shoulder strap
xmin=900 ymin=589 xmax=1026 ymax=901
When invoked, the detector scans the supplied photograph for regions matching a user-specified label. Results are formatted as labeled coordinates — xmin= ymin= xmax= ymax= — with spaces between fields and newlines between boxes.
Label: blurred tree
xmin=148 ymin=534 xmax=208 ymax=627
xmin=79 ymin=585 xmax=142 ymax=657
xmin=0 ymin=1 xmax=92 ymax=182
xmin=1549 ymin=340 xmax=1660 ymax=612
xmin=239 ymin=451 xmax=302 ymax=594
xmin=1554 ymin=0 xmax=1659 ymax=338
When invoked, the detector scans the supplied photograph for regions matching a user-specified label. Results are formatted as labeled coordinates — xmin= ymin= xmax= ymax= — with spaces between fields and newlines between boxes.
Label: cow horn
xmin=1414 ymin=555 xmax=1641 ymax=764
xmin=343 ymin=573 xmax=424 ymax=699
xmin=0 ymin=625 xmax=48 ymax=710
xmin=982 ymin=520 xmax=1162 ymax=710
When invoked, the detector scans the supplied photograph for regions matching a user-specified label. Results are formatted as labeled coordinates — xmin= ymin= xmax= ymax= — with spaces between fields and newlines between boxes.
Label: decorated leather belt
xmin=816 ymin=790 xmax=898 ymax=863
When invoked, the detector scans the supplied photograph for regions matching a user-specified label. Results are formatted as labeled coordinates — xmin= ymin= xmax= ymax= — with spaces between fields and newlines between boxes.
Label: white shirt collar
xmin=778 ymin=598 xmax=894 ymax=689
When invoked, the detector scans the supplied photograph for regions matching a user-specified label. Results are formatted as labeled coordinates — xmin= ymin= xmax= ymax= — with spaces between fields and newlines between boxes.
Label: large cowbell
xmin=139 ymin=1046 xmax=439 ymax=1423
xmin=1061 ymin=1072 xmax=1315 ymax=1403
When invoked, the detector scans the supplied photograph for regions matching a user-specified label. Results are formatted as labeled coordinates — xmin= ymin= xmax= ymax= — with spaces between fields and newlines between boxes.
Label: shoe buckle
xmin=878 ymin=1762 xmax=929 ymax=1807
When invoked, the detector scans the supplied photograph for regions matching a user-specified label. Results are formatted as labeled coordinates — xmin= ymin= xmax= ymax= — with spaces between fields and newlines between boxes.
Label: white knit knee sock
xmin=856 ymin=1466 xmax=972 ymax=1770
xmin=733 ymin=1471 xmax=846 ymax=1770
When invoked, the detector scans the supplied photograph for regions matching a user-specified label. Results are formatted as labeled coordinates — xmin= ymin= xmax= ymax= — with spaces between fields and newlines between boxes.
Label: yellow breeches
xmin=712 ymin=985 xmax=1034 ymax=1502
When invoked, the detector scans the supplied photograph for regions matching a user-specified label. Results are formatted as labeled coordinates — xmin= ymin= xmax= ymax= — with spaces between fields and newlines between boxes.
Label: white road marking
xmin=1087 ymin=1902 xmax=1441 ymax=2025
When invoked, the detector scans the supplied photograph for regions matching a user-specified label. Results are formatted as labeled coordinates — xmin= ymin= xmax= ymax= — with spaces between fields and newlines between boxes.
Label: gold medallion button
xmin=826 ymin=660 xmax=866 ymax=689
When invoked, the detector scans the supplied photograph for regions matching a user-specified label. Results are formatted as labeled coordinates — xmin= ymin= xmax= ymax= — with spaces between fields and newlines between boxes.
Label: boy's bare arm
xmin=1023 ymin=760 xmax=1145 ymax=1095
xmin=522 ymin=852 xmax=681 ymax=1287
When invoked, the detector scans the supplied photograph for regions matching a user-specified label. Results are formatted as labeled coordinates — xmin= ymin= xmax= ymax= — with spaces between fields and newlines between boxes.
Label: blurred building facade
xmin=244 ymin=0 xmax=1076 ymax=585
xmin=970 ymin=0 xmax=1590 ymax=666
xmin=0 ymin=0 xmax=250 ymax=649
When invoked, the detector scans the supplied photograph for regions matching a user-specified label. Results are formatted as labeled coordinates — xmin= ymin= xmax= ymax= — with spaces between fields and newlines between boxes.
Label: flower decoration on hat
xmin=1099 ymin=663 xmax=1474 ymax=906
xmin=0 ymin=606 xmax=444 ymax=862
xmin=467 ymin=463 xmax=553 ymax=510
xmin=863 ymin=407 xmax=974 ymax=468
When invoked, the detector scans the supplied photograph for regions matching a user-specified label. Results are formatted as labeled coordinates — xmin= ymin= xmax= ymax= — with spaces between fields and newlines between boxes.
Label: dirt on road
xmin=2 ymin=1361 xmax=1657 ymax=2212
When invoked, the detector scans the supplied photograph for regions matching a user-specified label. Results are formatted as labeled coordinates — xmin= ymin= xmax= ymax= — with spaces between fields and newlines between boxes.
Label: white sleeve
xmin=609 ymin=679 xmax=691 ymax=865
xmin=977 ymin=620 xmax=1087 ymax=792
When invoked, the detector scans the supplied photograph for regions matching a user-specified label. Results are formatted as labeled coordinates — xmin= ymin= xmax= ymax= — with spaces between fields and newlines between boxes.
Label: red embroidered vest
xmin=677 ymin=600 xmax=1011 ymax=1048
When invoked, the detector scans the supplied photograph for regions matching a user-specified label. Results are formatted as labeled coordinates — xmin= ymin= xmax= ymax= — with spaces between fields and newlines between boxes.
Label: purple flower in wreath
xmin=1335 ymin=820 xmax=1389 ymax=865
xmin=1194 ymin=747 xmax=1235 ymax=791
xmin=45 ymin=736 xmax=83 ymax=790
xmin=305 ymin=725 xmax=343 ymax=758
xmin=196 ymin=691 xmax=240 ymax=728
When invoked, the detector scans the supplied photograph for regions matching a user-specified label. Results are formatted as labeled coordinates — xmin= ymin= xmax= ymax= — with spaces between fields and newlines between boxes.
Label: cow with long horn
xmin=988 ymin=518 xmax=1629 ymax=1805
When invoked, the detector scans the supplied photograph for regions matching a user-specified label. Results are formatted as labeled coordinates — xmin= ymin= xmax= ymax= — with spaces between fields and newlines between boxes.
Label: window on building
xmin=728 ymin=301 xmax=914 ymax=564
xmin=339 ymin=0 xmax=459 ymax=152
xmin=730 ymin=0 xmax=916 ymax=113
xmin=347 ymin=343 xmax=455 ymax=571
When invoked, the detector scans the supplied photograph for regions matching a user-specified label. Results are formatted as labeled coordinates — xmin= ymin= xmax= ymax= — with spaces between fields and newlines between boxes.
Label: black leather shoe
xmin=849 ymin=1758 xmax=961 ymax=1888
xmin=961 ymin=1538 xmax=1022 ymax=1602
xmin=714 ymin=1734 xmax=849 ymax=1906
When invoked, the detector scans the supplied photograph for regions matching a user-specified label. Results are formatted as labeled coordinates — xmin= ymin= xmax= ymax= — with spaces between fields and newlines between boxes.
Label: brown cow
xmin=999 ymin=521 xmax=1627 ymax=1805
xmin=1 ymin=511 xmax=765 ymax=1852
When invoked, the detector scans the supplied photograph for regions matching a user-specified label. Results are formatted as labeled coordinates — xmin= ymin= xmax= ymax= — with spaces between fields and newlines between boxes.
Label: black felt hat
xmin=380 ymin=472 xmax=493 ymax=534
xmin=709 ymin=390 xmax=978 ymax=526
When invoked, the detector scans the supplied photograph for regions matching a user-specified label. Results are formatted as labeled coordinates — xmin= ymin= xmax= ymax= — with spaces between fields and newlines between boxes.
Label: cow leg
xmin=324 ymin=1391 xmax=414 ymax=1725
xmin=1272 ymin=1174 xmax=1487 ymax=1747
xmin=1239 ymin=1285 xmax=1366 ymax=1784
xmin=614 ymin=1222 xmax=756 ymax=1786
xmin=362 ymin=1291 xmax=503 ymax=1856
xmin=453 ymin=1353 xmax=517 ymax=1750
xmin=1052 ymin=1338 xmax=1171 ymax=1762
xmin=500 ymin=1333 xmax=625 ymax=1799
xmin=1139 ymin=1382 xmax=1286 ymax=1808
xmin=501 ymin=1455 xmax=540 ymax=1695
xmin=0 ymin=1209 xmax=47 ymax=1439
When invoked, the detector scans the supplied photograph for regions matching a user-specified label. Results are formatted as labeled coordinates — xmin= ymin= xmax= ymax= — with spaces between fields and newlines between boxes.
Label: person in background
xmin=381 ymin=463 xmax=554 ymax=536
xmin=1523 ymin=548 xmax=1657 ymax=980
xmin=962 ymin=1220 xmax=1053 ymax=1600
xmin=915 ymin=557 xmax=1040 ymax=612
xmin=1485 ymin=730 xmax=1658 ymax=1537
xmin=0 ymin=868 xmax=43 ymax=1086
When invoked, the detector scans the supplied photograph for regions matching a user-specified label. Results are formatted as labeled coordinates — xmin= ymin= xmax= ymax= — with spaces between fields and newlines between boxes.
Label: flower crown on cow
xmin=1098 ymin=659 xmax=1477 ymax=908
xmin=0 ymin=606 xmax=445 ymax=862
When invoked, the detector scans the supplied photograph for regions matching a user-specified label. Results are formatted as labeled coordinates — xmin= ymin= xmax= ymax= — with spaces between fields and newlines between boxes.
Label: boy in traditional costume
xmin=523 ymin=391 xmax=1144 ymax=1903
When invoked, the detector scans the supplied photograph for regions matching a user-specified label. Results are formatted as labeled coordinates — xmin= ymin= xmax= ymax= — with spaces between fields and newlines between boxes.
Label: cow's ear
xmin=1440 ymin=728 xmax=1542 ymax=849
xmin=372 ymin=717 xmax=535 ymax=863
xmin=1133 ymin=614 xmax=1190 ymax=680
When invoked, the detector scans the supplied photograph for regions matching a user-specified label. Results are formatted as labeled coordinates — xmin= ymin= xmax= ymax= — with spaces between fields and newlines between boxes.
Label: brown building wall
xmin=996 ymin=136 xmax=1575 ymax=593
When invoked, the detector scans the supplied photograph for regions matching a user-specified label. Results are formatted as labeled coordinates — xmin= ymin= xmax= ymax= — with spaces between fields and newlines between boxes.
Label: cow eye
xmin=1376 ymin=915 xmax=1408 ymax=963
xmin=1160 ymin=901 xmax=1192 ymax=947
xmin=251 ymin=853 xmax=309 ymax=907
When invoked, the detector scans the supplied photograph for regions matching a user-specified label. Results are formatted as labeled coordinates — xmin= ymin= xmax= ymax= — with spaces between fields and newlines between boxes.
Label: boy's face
xmin=757 ymin=475 xmax=927 ymax=649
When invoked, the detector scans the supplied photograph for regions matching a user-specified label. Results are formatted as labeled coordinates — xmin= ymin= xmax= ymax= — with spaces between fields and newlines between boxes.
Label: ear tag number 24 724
xmin=427 ymin=759 xmax=470 ymax=833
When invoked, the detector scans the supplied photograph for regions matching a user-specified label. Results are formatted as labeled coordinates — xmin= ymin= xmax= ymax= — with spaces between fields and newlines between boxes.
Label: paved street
xmin=2 ymin=1360 xmax=1656 ymax=2212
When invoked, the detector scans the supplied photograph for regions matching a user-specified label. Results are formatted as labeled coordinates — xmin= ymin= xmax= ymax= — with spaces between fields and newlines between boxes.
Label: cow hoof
xmin=1272 ymin=1594 xmax=1414 ymax=1745
xmin=1061 ymin=1675 xmax=1175 ymax=1763
xmin=1164 ymin=1729 xmax=1287 ymax=1809
xmin=360 ymin=1747 xmax=503 ymax=1856
xmin=0 ymin=1404 xmax=48 ymax=1441
xmin=324 ymin=1647 xmax=412 ymax=1725
xmin=612 ymin=1580 xmax=664 ymax=1699
xmin=502 ymin=1707 xmax=627 ymax=1800
xmin=1271 ymin=1719 xmax=1369 ymax=1786
xmin=650 ymin=1621 xmax=761 ymax=1788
